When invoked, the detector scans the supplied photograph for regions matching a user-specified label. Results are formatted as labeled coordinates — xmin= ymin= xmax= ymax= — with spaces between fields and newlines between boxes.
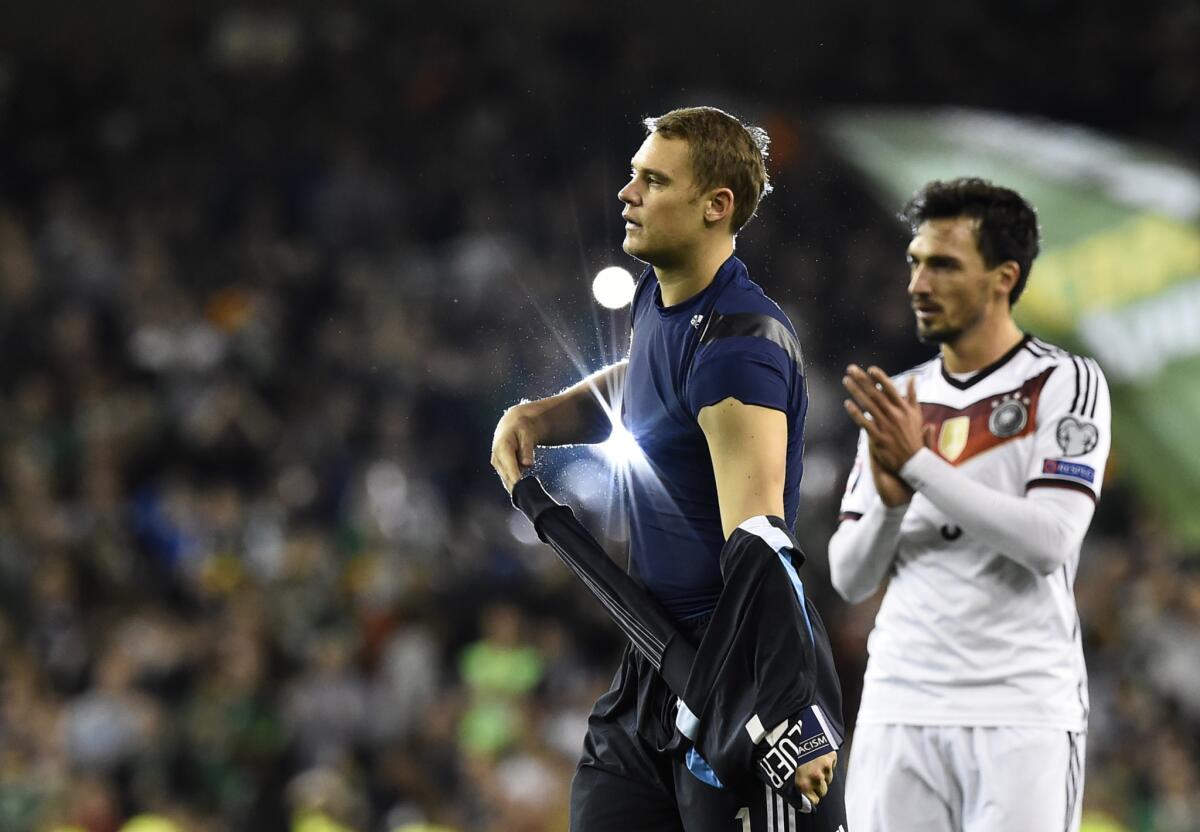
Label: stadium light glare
xmin=592 ymin=266 xmax=635 ymax=309
xmin=598 ymin=419 xmax=643 ymax=468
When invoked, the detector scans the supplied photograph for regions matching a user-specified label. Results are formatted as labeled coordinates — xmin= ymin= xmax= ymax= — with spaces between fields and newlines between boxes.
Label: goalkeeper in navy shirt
xmin=492 ymin=107 xmax=842 ymax=830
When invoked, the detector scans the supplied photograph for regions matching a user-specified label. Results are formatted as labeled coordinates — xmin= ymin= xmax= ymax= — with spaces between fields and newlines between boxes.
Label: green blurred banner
xmin=822 ymin=110 xmax=1200 ymax=543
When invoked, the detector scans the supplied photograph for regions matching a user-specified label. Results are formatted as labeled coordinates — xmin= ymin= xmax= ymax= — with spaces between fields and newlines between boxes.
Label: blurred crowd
xmin=0 ymin=4 xmax=1197 ymax=831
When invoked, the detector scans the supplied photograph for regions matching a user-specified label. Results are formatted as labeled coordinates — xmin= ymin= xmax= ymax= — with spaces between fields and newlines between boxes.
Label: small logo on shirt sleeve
xmin=1042 ymin=459 xmax=1096 ymax=484
xmin=1055 ymin=417 xmax=1099 ymax=456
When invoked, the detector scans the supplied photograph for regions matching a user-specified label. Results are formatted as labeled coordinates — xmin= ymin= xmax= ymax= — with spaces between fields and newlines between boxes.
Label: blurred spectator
xmin=0 ymin=3 xmax=1193 ymax=830
xmin=457 ymin=604 xmax=544 ymax=760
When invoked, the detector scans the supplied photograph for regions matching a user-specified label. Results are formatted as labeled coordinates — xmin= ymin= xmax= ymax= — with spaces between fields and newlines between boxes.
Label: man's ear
xmin=994 ymin=261 xmax=1020 ymax=302
xmin=704 ymin=187 xmax=735 ymax=226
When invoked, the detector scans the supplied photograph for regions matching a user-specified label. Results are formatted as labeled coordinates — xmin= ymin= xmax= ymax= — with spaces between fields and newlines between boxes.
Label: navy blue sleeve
xmin=686 ymin=337 xmax=792 ymax=418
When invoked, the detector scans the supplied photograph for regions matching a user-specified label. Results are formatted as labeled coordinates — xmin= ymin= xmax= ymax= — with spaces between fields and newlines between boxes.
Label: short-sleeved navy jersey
xmin=621 ymin=255 xmax=807 ymax=620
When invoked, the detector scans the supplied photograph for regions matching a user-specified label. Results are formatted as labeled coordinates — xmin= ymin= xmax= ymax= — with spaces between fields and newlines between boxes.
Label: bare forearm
xmin=491 ymin=361 xmax=626 ymax=491
xmin=525 ymin=361 xmax=626 ymax=446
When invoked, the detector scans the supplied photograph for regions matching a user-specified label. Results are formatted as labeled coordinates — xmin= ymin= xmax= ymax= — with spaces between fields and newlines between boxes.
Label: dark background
xmin=0 ymin=3 xmax=1196 ymax=831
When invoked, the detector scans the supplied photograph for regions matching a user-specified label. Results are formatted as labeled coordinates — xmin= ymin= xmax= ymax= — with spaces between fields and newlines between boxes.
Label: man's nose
xmin=618 ymin=180 xmax=638 ymax=205
xmin=908 ymin=266 xmax=930 ymax=296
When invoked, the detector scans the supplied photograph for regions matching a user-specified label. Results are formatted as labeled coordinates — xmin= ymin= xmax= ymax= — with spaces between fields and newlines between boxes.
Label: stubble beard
xmin=916 ymin=321 xmax=960 ymax=345
xmin=915 ymin=301 xmax=985 ymax=346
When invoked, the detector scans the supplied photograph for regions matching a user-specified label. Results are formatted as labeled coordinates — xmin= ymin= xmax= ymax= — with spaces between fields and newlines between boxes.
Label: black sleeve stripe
xmin=698 ymin=311 xmax=804 ymax=374
xmin=1070 ymin=355 xmax=1092 ymax=417
xmin=1082 ymin=359 xmax=1091 ymax=418
xmin=1069 ymin=356 xmax=1083 ymax=415
xmin=1082 ymin=357 xmax=1093 ymax=416
xmin=1025 ymin=340 xmax=1049 ymax=357
xmin=1081 ymin=358 xmax=1093 ymax=417
xmin=1026 ymin=478 xmax=1097 ymax=502
xmin=1089 ymin=357 xmax=1099 ymax=415
xmin=838 ymin=511 xmax=864 ymax=522
xmin=1087 ymin=359 xmax=1102 ymax=418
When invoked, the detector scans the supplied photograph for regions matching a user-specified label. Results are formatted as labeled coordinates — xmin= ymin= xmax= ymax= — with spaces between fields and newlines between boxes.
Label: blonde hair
xmin=643 ymin=106 xmax=772 ymax=232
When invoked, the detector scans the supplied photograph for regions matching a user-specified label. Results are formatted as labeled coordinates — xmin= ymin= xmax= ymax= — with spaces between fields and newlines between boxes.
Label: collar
xmin=939 ymin=333 xmax=1031 ymax=389
xmin=652 ymin=255 xmax=743 ymax=318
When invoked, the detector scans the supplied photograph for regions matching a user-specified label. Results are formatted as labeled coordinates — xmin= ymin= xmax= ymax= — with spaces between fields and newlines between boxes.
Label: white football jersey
xmin=839 ymin=335 xmax=1111 ymax=731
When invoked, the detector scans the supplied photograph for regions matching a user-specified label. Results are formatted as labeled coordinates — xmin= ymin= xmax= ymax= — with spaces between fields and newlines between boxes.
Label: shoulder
xmin=1021 ymin=337 xmax=1109 ymax=422
xmin=699 ymin=291 xmax=803 ymax=373
xmin=716 ymin=270 xmax=794 ymax=326
xmin=1025 ymin=336 xmax=1108 ymax=393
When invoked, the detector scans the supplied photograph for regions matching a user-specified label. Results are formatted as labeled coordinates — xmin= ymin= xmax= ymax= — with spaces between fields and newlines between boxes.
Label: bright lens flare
xmin=598 ymin=419 xmax=643 ymax=468
xmin=592 ymin=266 xmax=635 ymax=309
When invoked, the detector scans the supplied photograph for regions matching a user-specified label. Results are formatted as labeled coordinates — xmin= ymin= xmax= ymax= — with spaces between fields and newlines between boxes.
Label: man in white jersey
xmin=829 ymin=178 xmax=1110 ymax=831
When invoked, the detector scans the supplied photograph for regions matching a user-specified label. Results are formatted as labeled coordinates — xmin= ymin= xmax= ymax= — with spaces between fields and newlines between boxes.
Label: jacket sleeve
xmin=682 ymin=515 xmax=843 ymax=811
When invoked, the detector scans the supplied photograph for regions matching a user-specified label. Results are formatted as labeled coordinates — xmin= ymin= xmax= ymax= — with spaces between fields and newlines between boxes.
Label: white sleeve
xmin=829 ymin=429 xmax=907 ymax=604
xmin=1025 ymin=356 xmax=1112 ymax=501
xmin=828 ymin=499 xmax=908 ymax=604
xmin=838 ymin=429 xmax=876 ymax=520
xmin=900 ymin=448 xmax=1096 ymax=575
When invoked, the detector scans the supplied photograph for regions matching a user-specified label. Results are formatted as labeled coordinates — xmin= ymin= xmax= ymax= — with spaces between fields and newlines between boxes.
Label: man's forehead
xmin=908 ymin=216 xmax=981 ymax=253
xmin=631 ymin=133 xmax=690 ymax=174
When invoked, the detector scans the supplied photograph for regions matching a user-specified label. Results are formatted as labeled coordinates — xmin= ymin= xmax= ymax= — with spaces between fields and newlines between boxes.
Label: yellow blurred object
xmin=119 ymin=816 xmax=181 ymax=832
xmin=199 ymin=551 xmax=245 ymax=594
xmin=1080 ymin=809 xmax=1129 ymax=832
xmin=292 ymin=809 xmax=359 ymax=832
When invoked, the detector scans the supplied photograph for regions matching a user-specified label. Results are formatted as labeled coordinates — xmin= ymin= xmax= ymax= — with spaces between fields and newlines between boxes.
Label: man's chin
xmin=916 ymin=323 xmax=958 ymax=344
xmin=621 ymin=238 xmax=652 ymax=264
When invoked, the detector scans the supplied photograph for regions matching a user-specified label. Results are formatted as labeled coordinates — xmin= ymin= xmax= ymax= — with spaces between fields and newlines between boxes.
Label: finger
xmin=815 ymin=778 xmax=829 ymax=799
xmin=492 ymin=461 xmax=515 ymax=493
xmin=906 ymin=376 xmax=918 ymax=405
xmin=868 ymin=366 xmax=904 ymax=406
xmin=515 ymin=428 xmax=536 ymax=469
xmin=494 ymin=459 xmax=517 ymax=492
xmin=846 ymin=366 xmax=899 ymax=421
xmin=844 ymin=399 xmax=883 ymax=442
xmin=842 ymin=372 xmax=889 ymax=418
xmin=491 ymin=439 xmax=522 ymax=491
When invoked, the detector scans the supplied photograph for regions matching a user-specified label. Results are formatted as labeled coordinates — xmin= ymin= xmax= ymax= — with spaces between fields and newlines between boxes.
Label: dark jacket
xmin=678 ymin=515 xmax=845 ymax=810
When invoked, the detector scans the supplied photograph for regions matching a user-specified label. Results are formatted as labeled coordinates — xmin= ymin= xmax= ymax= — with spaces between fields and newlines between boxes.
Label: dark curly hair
xmin=900 ymin=178 xmax=1041 ymax=305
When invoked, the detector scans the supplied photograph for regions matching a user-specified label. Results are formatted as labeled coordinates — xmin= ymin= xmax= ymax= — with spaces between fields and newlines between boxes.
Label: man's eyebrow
xmin=909 ymin=252 xmax=962 ymax=267
xmin=630 ymin=162 xmax=671 ymax=182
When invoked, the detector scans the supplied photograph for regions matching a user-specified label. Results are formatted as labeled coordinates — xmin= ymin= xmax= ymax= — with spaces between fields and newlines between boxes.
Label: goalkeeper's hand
xmin=795 ymin=750 xmax=837 ymax=810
